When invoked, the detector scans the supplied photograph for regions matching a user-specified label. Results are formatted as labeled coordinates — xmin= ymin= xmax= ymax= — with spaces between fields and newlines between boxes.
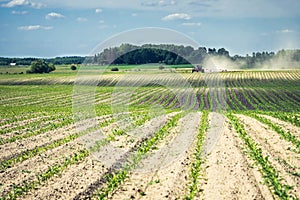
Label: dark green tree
xmin=70 ymin=65 xmax=77 ymax=70
xmin=26 ymin=60 xmax=56 ymax=74
xmin=217 ymin=48 xmax=230 ymax=57
xmin=111 ymin=67 xmax=119 ymax=71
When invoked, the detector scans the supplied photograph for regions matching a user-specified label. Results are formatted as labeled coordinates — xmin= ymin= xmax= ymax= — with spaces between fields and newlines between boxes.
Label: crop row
xmin=184 ymin=70 xmax=300 ymax=88
xmin=184 ymin=111 xmax=208 ymax=199
xmin=88 ymin=112 xmax=152 ymax=153
xmin=0 ymin=110 xmax=150 ymax=171
xmin=92 ymin=112 xmax=183 ymax=199
xmin=0 ymin=110 xmax=157 ymax=199
xmin=227 ymin=113 xmax=296 ymax=199
xmin=0 ymin=115 xmax=73 ymax=144
xmin=129 ymin=86 xmax=299 ymax=112
xmin=244 ymin=112 xmax=300 ymax=153
xmin=0 ymin=149 xmax=89 ymax=200
xmin=260 ymin=111 xmax=300 ymax=127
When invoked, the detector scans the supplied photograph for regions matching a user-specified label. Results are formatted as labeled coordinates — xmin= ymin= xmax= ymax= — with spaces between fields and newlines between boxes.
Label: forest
xmin=0 ymin=56 xmax=84 ymax=66
xmin=91 ymin=44 xmax=300 ymax=68
xmin=1 ymin=44 xmax=300 ymax=68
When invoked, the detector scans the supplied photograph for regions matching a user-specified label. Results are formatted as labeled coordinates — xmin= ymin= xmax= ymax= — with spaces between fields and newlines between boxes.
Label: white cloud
xmin=181 ymin=22 xmax=201 ymax=26
xmin=276 ymin=29 xmax=294 ymax=33
xmin=18 ymin=25 xmax=53 ymax=31
xmin=45 ymin=12 xmax=65 ymax=20
xmin=5 ymin=1 xmax=299 ymax=18
xmin=2 ymin=0 xmax=29 ymax=7
xmin=2 ymin=0 xmax=45 ymax=8
xmin=131 ymin=13 xmax=138 ymax=17
xmin=99 ymin=20 xmax=105 ymax=23
xmin=158 ymin=0 xmax=176 ymax=6
xmin=76 ymin=17 xmax=87 ymax=22
xmin=162 ymin=13 xmax=191 ymax=21
xmin=141 ymin=0 xmax=176 ymax=7
xmin=11 ymin=10 xmax=28 ymax=14
xmin=95 ymin=8 xmax=102 ymax=13
xmin=30 ymin=2 xmax=44 ymax=8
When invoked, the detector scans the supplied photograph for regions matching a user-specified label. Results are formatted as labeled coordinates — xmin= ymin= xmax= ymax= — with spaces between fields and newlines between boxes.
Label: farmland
xmin=0 ymin=67 xmax=299 ymax=200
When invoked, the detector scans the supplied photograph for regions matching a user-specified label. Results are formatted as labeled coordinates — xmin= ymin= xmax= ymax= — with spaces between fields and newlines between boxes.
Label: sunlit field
xmin=0 ymin=66 xmax=299 ymax=199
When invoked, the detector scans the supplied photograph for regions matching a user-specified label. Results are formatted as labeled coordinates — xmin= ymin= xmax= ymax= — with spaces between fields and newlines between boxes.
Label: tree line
xmin=0 ymin=56 xmax=84 ymax=66
xmin=90 ymin=44 xmax=300 ymax=68
xmin=1 ymin=44 xmax=300 ymax=68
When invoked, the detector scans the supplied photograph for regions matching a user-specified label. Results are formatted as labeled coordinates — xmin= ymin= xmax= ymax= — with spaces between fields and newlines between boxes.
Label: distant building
xmin=10 ymin=63 xmax=16 ymax=66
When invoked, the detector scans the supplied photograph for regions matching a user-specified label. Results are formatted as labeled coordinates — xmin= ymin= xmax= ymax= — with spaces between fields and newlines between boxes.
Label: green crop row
xmin=0 ymin=110 xmax=148 ymax=171
xmin=265 ymin=112 xmax=300 ymax=127
xmin=0 ymin=115 xmax=107 ymax=171
xmin=245 ymin=112 xmax=300 ymax=153
xmin=0 ymin=149 xmax=89 ymax=200
xmin=89 ymin=112 xmax=152 ymax=152
xmin=184 ymin=111 xmax=208 ymax=200
xmin=227 ymin=113 xmax=296 ymax=199
xmin=0 ymin=116 xmax=73 ymax=145
xmin=95 ymin=112 xmax=183 ymax=199
xmin=0 ymin=131 xmax=80 ymax=171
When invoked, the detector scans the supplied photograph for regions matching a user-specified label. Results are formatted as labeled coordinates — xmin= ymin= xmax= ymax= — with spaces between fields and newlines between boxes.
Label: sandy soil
xmin=0 ymin=115 xmax=115 ymax=161
xmin=20 ymin=113 xmax=176 ymax=200
xmin=0 ymin=118 xmax=63 ymax=140
xmin=0 ymin=141 xmax=83 ymax=196
xmin=237 ymin=114 xmax=300 ymax=170
xmin=0 ymin=112 xmax=47 ymax=126
xmin=0 ymin=124 xmax=76 ymax=161
xmin=112 ymin=112 xmax=200 ymax=200
xmin=237 ymin=114 xmax=300 ymax=198
xmin=23 ymin=155 xmax=105 ymax=200
xmin=258 ymin=114 xmax=300 ymax=140
xmin=2 ymin=111 xmax=299 ymax=199
xmin=199 ymin=113 xmax=272 ymax=200
xmin=0 ymin=115 xmax=50 ymax=131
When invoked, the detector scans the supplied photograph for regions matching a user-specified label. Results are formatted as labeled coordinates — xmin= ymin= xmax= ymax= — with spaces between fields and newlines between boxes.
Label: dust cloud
xmin=260 ymin=52 xmax=300 ymax=69
xmin=202 ymin=55 xmax=246 ymax=72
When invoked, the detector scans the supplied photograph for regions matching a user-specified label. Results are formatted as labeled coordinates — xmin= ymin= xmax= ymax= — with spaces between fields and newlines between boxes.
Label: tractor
xmin=192 ymin=65 xmax=204 ymax=73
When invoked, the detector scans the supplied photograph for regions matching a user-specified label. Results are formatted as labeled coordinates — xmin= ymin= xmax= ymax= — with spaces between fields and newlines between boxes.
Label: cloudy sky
xmin=0 ymin=0 xmax=299 ymax=57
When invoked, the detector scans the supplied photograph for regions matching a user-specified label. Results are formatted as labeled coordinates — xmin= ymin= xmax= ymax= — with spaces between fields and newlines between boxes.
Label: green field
xmin=0 ymin=66 xmax=299 ymax=200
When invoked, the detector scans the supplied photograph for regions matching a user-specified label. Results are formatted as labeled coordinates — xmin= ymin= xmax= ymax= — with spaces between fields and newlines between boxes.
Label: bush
xmin=26 ymin=60 xmax=56 ymax=74
xmin=48 ymin=63 xmax=56 ymax=72
xmin=159 ymin=65 xmax=165 ymax=70
xmin=70 ymin=65 xmax=77 ymax=70
xmin=111 ymin=67 xmax=119 ymax=71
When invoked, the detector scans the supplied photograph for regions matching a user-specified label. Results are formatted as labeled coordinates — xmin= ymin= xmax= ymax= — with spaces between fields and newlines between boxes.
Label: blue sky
xmin=0 ymin=0 xmax=299 ymax=57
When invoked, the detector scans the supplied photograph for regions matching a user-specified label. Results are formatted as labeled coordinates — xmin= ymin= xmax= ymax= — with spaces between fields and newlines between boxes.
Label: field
xmin=0 ymin=66 xmax=300 ymax=200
